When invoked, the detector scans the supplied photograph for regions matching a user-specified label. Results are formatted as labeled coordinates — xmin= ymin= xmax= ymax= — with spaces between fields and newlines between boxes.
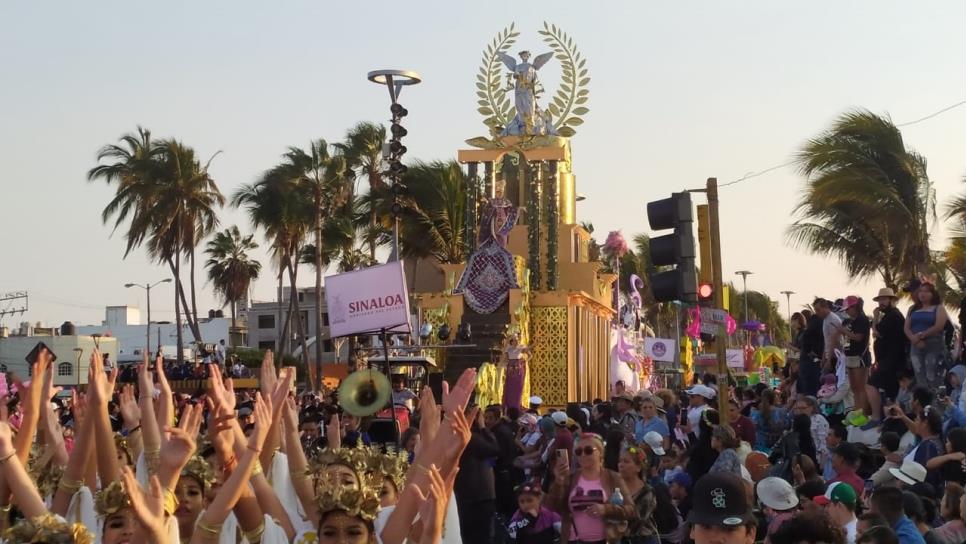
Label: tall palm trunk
xmin=314 ymin=191 xmax=324 ymax=392
xmin=174 ymin=250 xmax=184 ymax=365
xmin=288 ymin=256 xmax=309 ymax=368
xmin=277 ymin=262 xmax=287 ymax=355
xmin=189 ymin=246 xmax=203 ymax=342
xmin=230 ymin=299 xmax=236 ymax=347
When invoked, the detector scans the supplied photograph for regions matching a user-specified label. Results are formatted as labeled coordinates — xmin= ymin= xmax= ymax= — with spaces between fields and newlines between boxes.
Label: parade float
xmin=411 ymin=23 xmax=619 ymax=407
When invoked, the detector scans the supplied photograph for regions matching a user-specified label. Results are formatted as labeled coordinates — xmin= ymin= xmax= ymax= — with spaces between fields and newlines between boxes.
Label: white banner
xmin=726 ymin=349 xmax=745 ymax=369
xmin=643 ymin=337 xmax=677 ymax=363
xmin=325 ymin=262 xmax=412 ymax=337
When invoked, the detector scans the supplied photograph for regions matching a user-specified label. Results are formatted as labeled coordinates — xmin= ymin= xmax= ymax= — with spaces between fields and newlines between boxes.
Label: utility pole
xmin=706 ymin=178 xmax=730 ymax=421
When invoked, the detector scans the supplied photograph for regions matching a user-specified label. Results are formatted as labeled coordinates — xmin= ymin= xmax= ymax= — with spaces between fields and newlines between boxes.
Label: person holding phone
xmin=548 ymin=433 xmax=636 ymax=544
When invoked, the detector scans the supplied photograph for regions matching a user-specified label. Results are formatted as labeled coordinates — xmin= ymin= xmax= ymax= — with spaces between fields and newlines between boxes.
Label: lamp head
xmin=161 ymin=278 xmax=173 ymax=284
xmin=124 ymin=283 xmax=135 ymax=288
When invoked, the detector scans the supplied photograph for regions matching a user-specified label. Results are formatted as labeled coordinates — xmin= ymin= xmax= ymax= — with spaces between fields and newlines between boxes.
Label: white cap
xmin=529 ymin=396 xmax=543 ymax=405
xmin=756 ymin=477 xmax=799 ymax=511
xmin=889 ymin=460 xmax=927 ymax=485
xmin=551 ymin=411 xmax=568 ymax=425
xmin=643 ymin=431 xmax=666 ymax=456
xmin=686 ymin=384 xmax=716 ymax=400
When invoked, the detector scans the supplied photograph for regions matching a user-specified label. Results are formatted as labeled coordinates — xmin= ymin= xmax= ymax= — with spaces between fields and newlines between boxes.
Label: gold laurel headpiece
xmin=366 ymin=446 xmax=409 ymax=491
xmin=34 ymin=463 xmax=65 ymax=500
xmin=4 ymin=513 xmax=94 ymax=544
xmin=181 ymin=455 xmax=215 ymax=492
xmin=114 ymin=434 xmax=133 ymax=464
xmin=95 ymin=480 xmax=131 ymax=518
xmin=315 ymin=471 xmax=382 ymax=522
xmin=306 ymin=447 xmax=369 ymax=479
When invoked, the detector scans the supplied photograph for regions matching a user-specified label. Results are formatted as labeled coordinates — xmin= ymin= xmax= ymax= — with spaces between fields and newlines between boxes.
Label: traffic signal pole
xmin=705 ymin=177 xmax=731 ymax=423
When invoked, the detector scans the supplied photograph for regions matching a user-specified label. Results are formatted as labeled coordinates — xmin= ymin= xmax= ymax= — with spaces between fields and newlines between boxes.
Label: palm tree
xmin=788 ymin=109 xmax=936 ymax=290
xmin=89 ymin=128 xmax=223 ymax=363
xmin=392 ymin=161 xmax=467 ymax=263
xmin=232 ymin=168 xmax=312 ymax=359
xmin=205 ymin=226 xmax=261 ymax=340
xmin=338 ymin=122 xmax=387 ymax=261
xmin=147 ymin=140 xmax=224 ymax=345
xmin=273 ymin=141 xmax=348 ymax=377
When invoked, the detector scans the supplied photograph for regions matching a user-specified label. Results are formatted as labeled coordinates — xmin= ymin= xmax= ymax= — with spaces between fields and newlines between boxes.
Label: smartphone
xmin=25 ymin=341 xmax=57 ymax=365
xmin=557 ymin=448 xmax=569 ymax=468
xmin=864 ymin=479 xmax=874 ymax=493
xmin=939 ymin=386 xmax=948 ymax=398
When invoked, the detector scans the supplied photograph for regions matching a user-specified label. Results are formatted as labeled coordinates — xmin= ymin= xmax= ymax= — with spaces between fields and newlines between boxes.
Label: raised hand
xmin=248 ymin=392 xmax=273 ymax=453
xmin=160 ymin=403 xmax=202 ymax=472
xmin=88 ymin=349 xmax=112 ymax=406
xmin=0 ymin=421 xmax=14 ymax=456
xmin=442 ymin=369 xmax=477 ymax=417
xmin=207 ymin=369 xmax=236 ymax=414
xmin=259 ymin=350 xmax=277 ymax=398
xmin=269 ymin=368 xmax=293 ymax=423
xmin=441 ymin=407 xmax=476 ymax=462
xmin=121 ymin=467 xmax=167 ymax=543
xmin=415 ymin=465 xmax=448 ymax=544
xmin=327 ymin=413 xmax=342 ymax=450
xmin=119 ymin=384 xmax=141 ymax=431
xmin=418 ymin=387 xmax=440 ymax=446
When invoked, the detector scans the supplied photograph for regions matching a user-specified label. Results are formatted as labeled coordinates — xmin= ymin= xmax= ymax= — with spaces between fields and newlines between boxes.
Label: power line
xmin=720 ymin=97 xmax=966 ymax=189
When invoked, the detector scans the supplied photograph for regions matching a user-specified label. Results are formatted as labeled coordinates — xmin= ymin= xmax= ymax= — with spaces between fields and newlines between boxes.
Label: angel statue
xmin=498 ymin=50 xmax=557 ymax=136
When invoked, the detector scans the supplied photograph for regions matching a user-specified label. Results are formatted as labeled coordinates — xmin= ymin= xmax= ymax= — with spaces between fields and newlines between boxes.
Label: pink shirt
xmin=569 ymin=476 xmax=606 ymax=541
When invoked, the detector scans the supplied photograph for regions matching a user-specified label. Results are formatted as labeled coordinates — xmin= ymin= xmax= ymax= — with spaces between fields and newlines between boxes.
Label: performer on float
xmin=501 ymin=334 xmax=531 ymax=411
xmin=455 ymin=179 xmax=523 ymax=315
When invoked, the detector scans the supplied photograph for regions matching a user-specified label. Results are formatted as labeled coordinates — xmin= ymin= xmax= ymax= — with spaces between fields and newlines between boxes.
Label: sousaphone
xmin=338 ymin=369 xmax=391 ymax=417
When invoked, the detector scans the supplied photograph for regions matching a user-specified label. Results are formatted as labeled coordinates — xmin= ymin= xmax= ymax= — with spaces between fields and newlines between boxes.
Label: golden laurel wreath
xmin=475 ymin=21 xmax=590 ymax=139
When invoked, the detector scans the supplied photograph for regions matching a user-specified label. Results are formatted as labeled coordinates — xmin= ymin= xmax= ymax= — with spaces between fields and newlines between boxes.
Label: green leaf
xmin=558 ymin=126 xmax=576 ymax=137
xmin=573 ymin=107 xmax=589 ymax=115
xmin=579 ymin=77 xmax=591 ymax=86
xmin=556 ymin=54 xmax=568 ymax=61
xmin=578 ymin=58 xmax=587 ymax=69
xmin=575 ymin=96 xmax=589 ymax=105
xmin=554 ymin=96 xmax=567 ymax=109
xmin=548 ymin=104 xmax=560 ymax=116
xmin=538 ymin=30 xmax=549 ymax=36
xmin=565 ymin=117 xmax=584 ymax=126
xmin=478 ymin=100 xmax=490 ymax=107
xmin=560 ymin=83 xmax=572 ymax=93
xmin=578 ymin=89 xmax=589 ymax=96
xmin=579 ymin=69 xmax=588 ymax=78
xmin=478 ymin=107 xmax=494 ymax=115
xmin=476 ymin=82 xmax=487 ymax=91
xmin=477 ymin=91 xmax=488 ymax=99
xmin=552 ymin=24 xmax=558 ymax=33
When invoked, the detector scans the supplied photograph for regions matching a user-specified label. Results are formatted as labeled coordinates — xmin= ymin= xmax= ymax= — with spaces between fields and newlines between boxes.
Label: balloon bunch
xmin=685 ymin=307 xmax=737 ymax=339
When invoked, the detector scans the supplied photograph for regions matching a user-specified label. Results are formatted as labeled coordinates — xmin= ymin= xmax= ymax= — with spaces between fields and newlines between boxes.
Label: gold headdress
xmin=95 ymin=480 xmax=131 ymax=518
xmin=114 ymin=434 xmax=133 ymax=464
xmin=307 ymin=447 xmax=369 ymax=478
xmin=4 ymin=513 xmax=94 ymax=544
xmin=366 ymin=447 xmax=409 ymax=491
xmin=181 ymin=455 xmax=215 ymax=493
xmin=34 ymin=463 xmax=65 ymax=499
xmin=316 ymin=471 xmax=382 ymax=522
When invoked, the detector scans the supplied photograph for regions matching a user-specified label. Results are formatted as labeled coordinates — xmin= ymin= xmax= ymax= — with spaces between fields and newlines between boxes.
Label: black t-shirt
xmin=844 ymin=313 xmax=871 ymax=357
xmin=801 ymin=315 xmax=825 ymax=357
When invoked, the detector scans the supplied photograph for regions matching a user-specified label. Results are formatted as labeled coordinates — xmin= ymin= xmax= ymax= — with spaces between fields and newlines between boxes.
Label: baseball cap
xmin=687 ymin=473 xmax=754 ymax=527
xmin=686 ymin=384 xmax=716 ymax=400
xmin=550 ymin=411 xmax=568 ymax=426
xmin=643 ymin=431 xmax=666 ymax=456
xmin=612 ymin=392 xmax=634 ymax=403
xmin=842 ymin=295 xmax=860 ymax=310
xmin=757 ymin=477 xmax=799 ymax=511
xmin=669 ymin=471 xmax=693 ymax=490
xmin=813 ymin=482 xmax=857 ymax=507
xmin=889 ymin=460 xmax=927 ymax=485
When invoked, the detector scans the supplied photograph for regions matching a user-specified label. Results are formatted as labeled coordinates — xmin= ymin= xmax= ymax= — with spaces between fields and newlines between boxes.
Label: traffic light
xmin=646 ymin=192 xmax=697 ymax=303
xmin=698 ymin=282 xmax=713 ymax=306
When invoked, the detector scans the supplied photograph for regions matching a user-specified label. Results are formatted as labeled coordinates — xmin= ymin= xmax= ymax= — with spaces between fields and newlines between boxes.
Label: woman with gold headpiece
xmin=0 ymin=347 xmax=95 ymax=543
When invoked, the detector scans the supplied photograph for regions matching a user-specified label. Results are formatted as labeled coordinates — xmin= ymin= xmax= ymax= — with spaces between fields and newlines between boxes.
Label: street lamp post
xmin=125 ymin=279 xmax=172 ymax=352
xmin=367 ymin=69 xmax=422 ymax=261
xmin=734 ymin=270 xmax=753 ymax=323
xmin=780 ymin=290 xmax=795 ymax=341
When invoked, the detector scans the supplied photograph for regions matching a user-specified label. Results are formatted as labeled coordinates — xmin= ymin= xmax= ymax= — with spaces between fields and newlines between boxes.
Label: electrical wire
xmin=720 ymin=97 xmax=966 ymax=189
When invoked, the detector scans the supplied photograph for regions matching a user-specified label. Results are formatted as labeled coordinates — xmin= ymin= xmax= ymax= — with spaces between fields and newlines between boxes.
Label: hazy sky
xmin=3 ymin=1 xmax=966 ymax=328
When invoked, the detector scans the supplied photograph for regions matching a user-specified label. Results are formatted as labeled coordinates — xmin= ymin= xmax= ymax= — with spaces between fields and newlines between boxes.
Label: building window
xmin=300 ymin=311 xmax=309 ymax=328
xmin=0 ymin=364 xmax=6 ymax=373
xmin=323 ymin=340 xmax=334 ymax=352
xmin=58 ymin=362 xmax=73 ymax=377
xmin=258 ymin=341 xmax=275 ymax=350
xmin=322 ymin=312 xmax=329 ymax=326
xmin=257 ymin=315 xmax=275 ymax=329
xmin=298 ymin=292 xmax=304 ymax=303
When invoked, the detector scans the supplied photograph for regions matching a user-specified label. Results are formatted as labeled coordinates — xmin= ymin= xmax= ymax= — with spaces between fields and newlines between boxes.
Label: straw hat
xmin=873 ymin=288 xmax=898 ymax=301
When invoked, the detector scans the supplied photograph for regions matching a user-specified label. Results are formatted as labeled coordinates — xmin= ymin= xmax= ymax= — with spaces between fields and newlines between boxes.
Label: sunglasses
xmin=575 ymin=446 xmax=598 ymax=456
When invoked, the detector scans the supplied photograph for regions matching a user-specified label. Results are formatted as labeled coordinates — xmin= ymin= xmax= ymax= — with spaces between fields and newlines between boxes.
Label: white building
xmin=246 ymin=287 xmax=349 ymax=363
xmin=0 ymin=333 xmax=118 ymax=387
xmin=77 ymin=306 xmax=233 ymax=362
